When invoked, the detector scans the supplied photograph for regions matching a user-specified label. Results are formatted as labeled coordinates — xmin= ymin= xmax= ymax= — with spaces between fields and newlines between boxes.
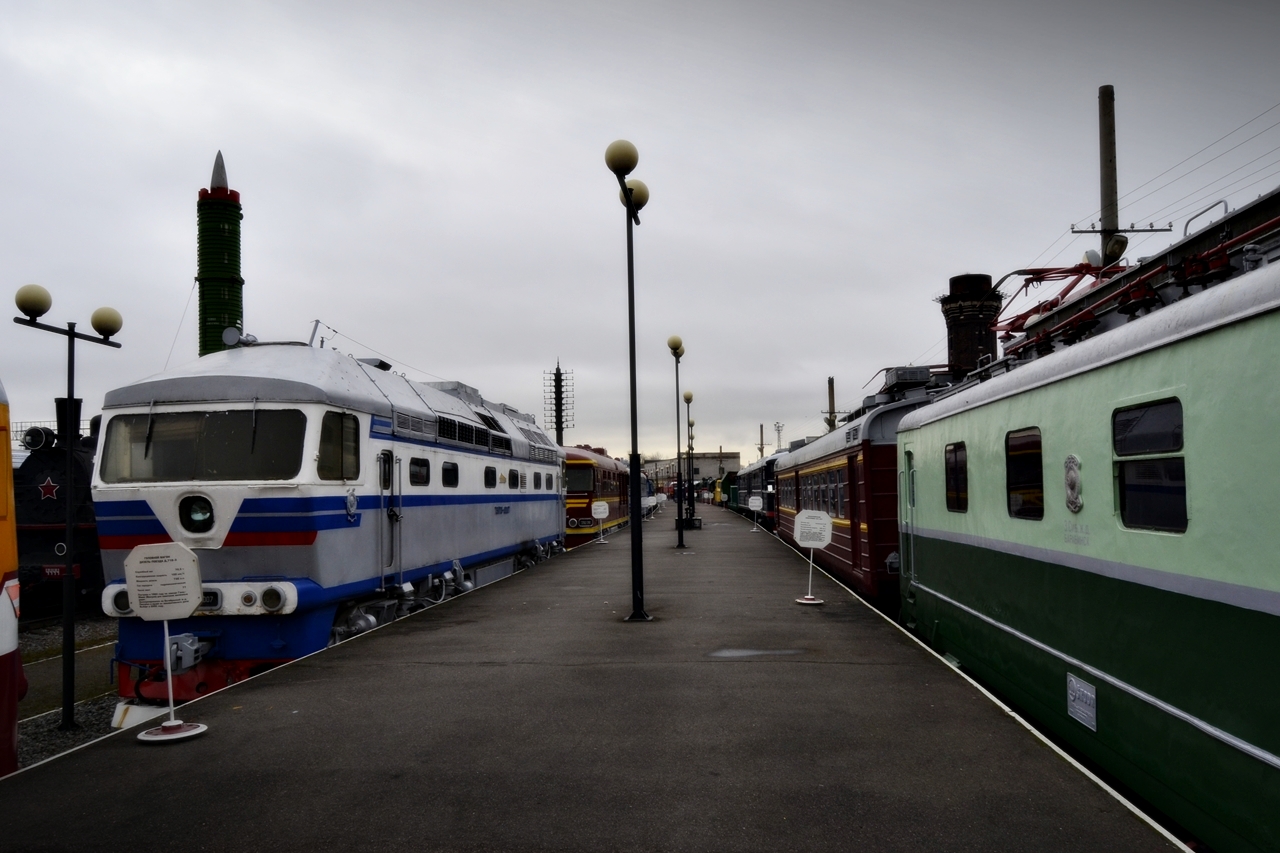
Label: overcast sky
xmin=3 ymin=0 xmax=1278 ymax=464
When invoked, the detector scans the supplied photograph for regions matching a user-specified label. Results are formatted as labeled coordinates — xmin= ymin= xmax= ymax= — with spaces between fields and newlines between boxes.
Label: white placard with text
xmin=794 ymin=511 xmax=833 ymax=550
xmin=124 ymin=542 xmax=203 ymax=622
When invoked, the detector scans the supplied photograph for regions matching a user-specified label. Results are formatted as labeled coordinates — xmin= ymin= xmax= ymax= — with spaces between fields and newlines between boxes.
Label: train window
xmin=945 ymin=442 xmax=968 ymax=513
xmin=566 ymin=467 xmax=593 ymax=492
xmin=378 ymin=451 xmax=393 ymax=490
xmin=1006 ymin=428 xmax=1044 ymax=520
xmin=101 ymin=409 xmax=309 ymax=483
xmin=442 ymin=461 xmax=459 ymax=488
xmin=1114 ymin=400 xmax=1186 ymax=532
xmin=509 ymin=468 xmax=519 ymax=489
xmin=484 ymin=466 xmax=497 ymax=488
xmin=410 ymin=458 xmax=430 ymax=486
xmin=317 ymin=412 xmax=360 ymax=481
xmin=534 ymin=472 xmax=542 ymax=489
xmin=1113 ymin=399 xmax=1183 ymax=456
xmin=1118 ymin=458 xmax=1187 ymax=532
xmin=547 ymin=474 xmax=555 ymax=490
xmin=836 ymin=469 xmax=846 ymax=518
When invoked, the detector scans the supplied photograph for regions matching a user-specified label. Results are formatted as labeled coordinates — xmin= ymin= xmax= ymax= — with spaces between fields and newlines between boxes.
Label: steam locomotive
xmin=13 ymin=414 xmax=104 ymax=620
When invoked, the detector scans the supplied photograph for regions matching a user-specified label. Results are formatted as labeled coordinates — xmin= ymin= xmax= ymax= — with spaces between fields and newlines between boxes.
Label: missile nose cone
xmin=210 ymin=151 xmax=228 ymax=190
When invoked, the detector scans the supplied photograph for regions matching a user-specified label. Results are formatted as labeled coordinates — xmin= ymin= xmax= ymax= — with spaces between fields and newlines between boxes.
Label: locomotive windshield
xmin=565 ymin=467 xmax=594 ymax=492
xmin=99 ymin=409 xmax=306 ymax=483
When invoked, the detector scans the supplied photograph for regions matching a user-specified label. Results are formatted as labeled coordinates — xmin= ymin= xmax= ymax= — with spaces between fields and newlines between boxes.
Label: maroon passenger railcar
xmin=775 ymin=385 xmax=931 ymax=613
xmin=562 ymin=445 xmax=629 ymax=548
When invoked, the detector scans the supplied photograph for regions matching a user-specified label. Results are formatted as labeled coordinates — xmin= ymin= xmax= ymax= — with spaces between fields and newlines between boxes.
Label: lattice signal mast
xmin=543 ymin=362 xmax=574 ymax=445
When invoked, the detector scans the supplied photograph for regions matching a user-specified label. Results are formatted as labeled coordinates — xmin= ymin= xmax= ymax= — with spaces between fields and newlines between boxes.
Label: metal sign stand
xmin=125 ymin=543 xmax=209 ymax=743
xmin=797 ymin=548 xmax=823 ymax=605
xmin=592 ymin=500 xmax=610 ymax=545
xmin=137 ymin=619 xmax=208 ymax=742
xmin=793 ymin=510 xmax=831 ymax=606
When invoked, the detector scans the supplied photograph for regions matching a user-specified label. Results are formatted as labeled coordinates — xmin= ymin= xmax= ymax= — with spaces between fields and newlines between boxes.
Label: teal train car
xmin=897 ymin=188 xmax=1280 ymax=853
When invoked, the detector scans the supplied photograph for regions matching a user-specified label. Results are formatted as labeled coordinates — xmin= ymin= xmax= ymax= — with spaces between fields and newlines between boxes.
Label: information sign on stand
xmin=748 ymin=495 xmax=764 ymax=532
xmin=793 ymin=510 xmax=832 ymax=605
xmin=591 ymin=501 xmax=610 ymax=544
xmin=124 ymin=543 xmax=209 ymax=742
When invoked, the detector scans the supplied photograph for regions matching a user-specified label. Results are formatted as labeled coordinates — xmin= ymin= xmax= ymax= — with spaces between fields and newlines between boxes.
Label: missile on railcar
xmin=197 ymin=151 xmax=244 ymax=357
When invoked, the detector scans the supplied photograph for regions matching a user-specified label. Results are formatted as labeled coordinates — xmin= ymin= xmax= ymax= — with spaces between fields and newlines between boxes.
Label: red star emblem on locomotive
xmin=38 ymin=477 xmax=59 ymax=500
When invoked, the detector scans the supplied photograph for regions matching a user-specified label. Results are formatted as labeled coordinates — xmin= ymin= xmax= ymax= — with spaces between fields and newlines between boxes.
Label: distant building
xmin=644 ymin=451 xmax=740 ymax=494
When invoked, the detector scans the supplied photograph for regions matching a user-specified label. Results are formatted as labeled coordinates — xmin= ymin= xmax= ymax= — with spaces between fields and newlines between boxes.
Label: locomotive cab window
xmin=1113 ymin=399 xmax=1187 ymax=532
xmin=101 ymin=409 xmax=308 ymax=483
xmin=409 ymin=458 xmax=430 ymax=486
xmin=534 ymin=472 xmax=542 ymax=489
xmin=565 ymin=467 xmax=593 ymax=492
xmin=1006 ymin=428 xmax=1044 ymax=520
xmin=508 ymin=468 xmax=519 ymax=489
xmin=945 ymin=442 xmax=968 ymax=513
xmin=442 ymin=461 xmax=459 ymax=488
xmin=318 ymin=412 xmax=360 ymax=481
xmin=484 ymin=466 xmax=497 ymax=488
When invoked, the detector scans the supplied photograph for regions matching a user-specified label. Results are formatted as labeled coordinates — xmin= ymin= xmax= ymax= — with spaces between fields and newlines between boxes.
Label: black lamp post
xmin=684 ymin=391 xmax=695 ymax=523
xmin=604 ymin=140 xmax=651 ymax=622
xmin=13 ymin=284 xmax=122 ymax=730
xmin=667 ymin=336 xmax=686 ymax=548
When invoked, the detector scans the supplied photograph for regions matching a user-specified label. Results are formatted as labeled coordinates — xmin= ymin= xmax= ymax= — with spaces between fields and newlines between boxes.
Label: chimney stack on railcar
xmin=939 ymin=273 xmax=1002 ymax=380
xmin=197 ymin=151 xmax=244 ymax=357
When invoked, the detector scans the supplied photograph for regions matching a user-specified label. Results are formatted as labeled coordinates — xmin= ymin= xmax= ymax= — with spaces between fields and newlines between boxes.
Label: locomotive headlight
xmin=179 ymin=495 xmax=215 ymax=534
xmin=261 ymin=586 xmax=284 ymax=612
xmin=567 ymin=518 xmax=578 ymax=528
xmin=113 ymin=589 xmax=130 ymax=614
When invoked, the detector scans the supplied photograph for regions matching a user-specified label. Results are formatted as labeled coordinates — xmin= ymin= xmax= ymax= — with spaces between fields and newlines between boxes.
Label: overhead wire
xmin=312 ymin=320 xmax=448 ymax=382
xmin=164 ymin=280 xmax=198 ymax=370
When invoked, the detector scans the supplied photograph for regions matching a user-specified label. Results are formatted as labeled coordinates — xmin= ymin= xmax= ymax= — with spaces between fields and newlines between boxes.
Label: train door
xmin=377 ymin=449 xmax=400 ymax=578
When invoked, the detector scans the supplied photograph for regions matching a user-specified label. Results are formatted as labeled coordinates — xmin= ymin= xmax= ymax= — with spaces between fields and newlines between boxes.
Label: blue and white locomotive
xmin=93 ymin=342 xmax=563 ymax=702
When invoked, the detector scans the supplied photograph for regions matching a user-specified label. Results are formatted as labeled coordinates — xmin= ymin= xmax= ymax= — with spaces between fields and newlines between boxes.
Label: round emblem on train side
xmin=1064 ymin=454 xmax=1083 ymax=513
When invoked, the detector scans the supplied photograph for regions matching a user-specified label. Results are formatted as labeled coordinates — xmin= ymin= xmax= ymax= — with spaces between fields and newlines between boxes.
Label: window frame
xmin=945 ymin=442 xmax=968 ymax=513
xmin=1005 ymin=428 xmax=1044 ymax=520
xmin=442 ymin=461 xmax=459 ymax=488
xmin=1112 ymin=399 xmax=1187 ymax=533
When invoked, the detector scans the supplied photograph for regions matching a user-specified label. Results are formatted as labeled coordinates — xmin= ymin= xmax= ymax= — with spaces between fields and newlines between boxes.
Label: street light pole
xmin=14 ymin=285 xmax=122 ymax=729
xmin=667 ymin=336 xmax=685 ymax=549
xmin=605 ymin=140 xmax=651 ymax=622
xmin=684 ymin=391 xmax=694 ymax=523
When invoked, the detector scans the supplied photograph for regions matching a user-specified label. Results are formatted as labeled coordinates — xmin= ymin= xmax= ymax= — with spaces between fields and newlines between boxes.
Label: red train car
xmin=562 ymin=445 xmax=629 ymax=548
xmin=775 ymin=375 xmax=933 ymax=613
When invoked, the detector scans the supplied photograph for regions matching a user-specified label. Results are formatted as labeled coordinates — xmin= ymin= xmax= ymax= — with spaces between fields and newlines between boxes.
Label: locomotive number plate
xmin=1067 ymin=673 xmax=1097 ymax=731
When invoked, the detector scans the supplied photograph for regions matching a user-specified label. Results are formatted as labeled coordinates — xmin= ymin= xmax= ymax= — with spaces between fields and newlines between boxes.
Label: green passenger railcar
xmin=897 ymin=257 xmax=1280 ymax=851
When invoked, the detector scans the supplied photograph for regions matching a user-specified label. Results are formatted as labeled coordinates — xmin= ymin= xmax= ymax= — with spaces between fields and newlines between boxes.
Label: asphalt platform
xmin=0 ymin=506 xmax=1180 ymax=853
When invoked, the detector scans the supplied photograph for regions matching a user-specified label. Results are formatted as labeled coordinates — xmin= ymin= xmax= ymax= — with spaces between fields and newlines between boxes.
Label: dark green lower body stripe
xmin=901 ymin=533 xmax=1280 ymax=853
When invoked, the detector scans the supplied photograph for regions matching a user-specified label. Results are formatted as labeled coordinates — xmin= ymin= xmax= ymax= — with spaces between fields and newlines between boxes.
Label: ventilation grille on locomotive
xmin=394 ymin=411 xmax=435 ymax=440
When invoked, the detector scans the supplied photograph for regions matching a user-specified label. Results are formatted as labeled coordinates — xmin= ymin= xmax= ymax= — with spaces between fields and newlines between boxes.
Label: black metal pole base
xmin=624 ymin=610 xmax=653 ymax=622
